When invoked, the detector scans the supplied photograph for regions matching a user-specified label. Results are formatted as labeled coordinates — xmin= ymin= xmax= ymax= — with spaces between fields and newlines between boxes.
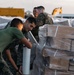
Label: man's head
xmin=37 ymin=6 xmax=45 ymax=14
xmin=37 ymin=6 xmax=45 ymax=10
xmin=23 ymin=17 xmax=36 ymax=32
xmin=10 ymin=18 xmax=24 ymax=31
xmin=33 ymin=6 xmax=45 ymax=18
xmin=33 ymin=7 xmax=39 ymax=18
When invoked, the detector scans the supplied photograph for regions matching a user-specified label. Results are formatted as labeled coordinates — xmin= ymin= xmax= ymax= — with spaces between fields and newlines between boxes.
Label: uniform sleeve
xmin=45 ymin=15 xmax=53 ymax=24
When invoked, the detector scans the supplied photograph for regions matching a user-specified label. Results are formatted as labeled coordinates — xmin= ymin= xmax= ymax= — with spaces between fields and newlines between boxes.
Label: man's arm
xmin=21 ymin=37 xmax=32 ymax=48
xmin=5 ymin=50 xmax=18 ymax=70
xmin=5 ymin=49 xmax=23 ymax=74
xmin=12 ymin=28 xmax=32 ymax=48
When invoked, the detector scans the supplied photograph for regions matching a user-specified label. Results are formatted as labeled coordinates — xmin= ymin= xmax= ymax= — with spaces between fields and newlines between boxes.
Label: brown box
xmin=43 ymin=68 xmax=71 ymax=75
xmin=42 ymin=48 xmax=74 ymax=59
xmin=46 ymin=25 xmax=57 ymax=37
xmin=46 ymin=56 xmax=69 ymax=71
xmin=71 ymin=40 xmax=74 ymax=52
xmin=46 ymin=25 xmax=74 ymax=51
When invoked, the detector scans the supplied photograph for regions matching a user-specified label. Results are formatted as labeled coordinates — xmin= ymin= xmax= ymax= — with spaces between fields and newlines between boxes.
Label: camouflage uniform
xmin=17 ymin=43 xmax=23 ymax=66
xmin=0 ymin=53 xmax=13 ymax=75
xmin=36 ymin=12 xmax=53 ymax=46
xmin=0 ymin=22 xmax=15 ymax=75
xmin=3 ymin=39 xmax=19 ymax=75
xmin=31 ymin=12 xmax=53 ymax=41
xmin=36 ymin=12 xmax=53 ymax=26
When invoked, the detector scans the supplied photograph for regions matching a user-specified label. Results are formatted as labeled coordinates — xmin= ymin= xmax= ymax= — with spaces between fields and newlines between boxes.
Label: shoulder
xmin=38 ymin=13 xmax=46 ymax=17
xmin=36 ymin=13 xmax=46 ymax=20
xmin=40 ymin=12 xmax=48 ymax=16
xmin=38 ymin=12 xmax=50 ymax=19
xmin=8 ymin=27 xmax=19 ymax=31
xmin=7 ymin=27 xmax=22 ymax=34
xmin=10 ymin=27 xmax=24 ymax=39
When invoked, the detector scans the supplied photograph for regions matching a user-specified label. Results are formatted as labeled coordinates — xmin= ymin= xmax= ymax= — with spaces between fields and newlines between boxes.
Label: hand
xmin=19 ymin=66 xmax=22 ymax=72
xmin=16 ymin=68 xmax=23 ymax=75
xmin=18 ymin=69 xmax=23 ymax=75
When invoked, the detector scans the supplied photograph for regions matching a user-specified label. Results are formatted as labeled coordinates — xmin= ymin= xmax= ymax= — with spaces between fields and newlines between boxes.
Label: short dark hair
xmin=10 ymin=18 xmax=23 ymax=27
xmin=37 ymin=6 xmax=45 ymax=10
xmin=33 ymin=7 xmax=37 ymax=9
xmin=27 ymin=17 xmax=36 ymax=25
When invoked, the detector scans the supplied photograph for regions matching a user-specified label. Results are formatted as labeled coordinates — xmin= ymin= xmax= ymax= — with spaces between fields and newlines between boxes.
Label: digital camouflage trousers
xmin=0 ymin=53 xmax=13 ymax=75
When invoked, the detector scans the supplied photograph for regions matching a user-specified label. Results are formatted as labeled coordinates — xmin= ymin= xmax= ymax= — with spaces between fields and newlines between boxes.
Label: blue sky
xmin=0 ymin=0 xmax=74 ymax=14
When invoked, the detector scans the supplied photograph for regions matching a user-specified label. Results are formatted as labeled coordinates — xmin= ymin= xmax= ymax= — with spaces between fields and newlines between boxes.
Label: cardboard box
xmin=45 ymin=25 xmax=74 ymax=51
xmin=45 ymin=56 xmax=69 ymax=71
xmin=42 ymin=48 xmax=73 ymax=59
xmin=43 ymin=68 xmax=71 ymax=75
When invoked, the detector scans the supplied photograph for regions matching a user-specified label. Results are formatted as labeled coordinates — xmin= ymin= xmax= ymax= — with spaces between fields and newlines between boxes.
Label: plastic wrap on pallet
xmin=70 ymin=19 xmax=74 ymax=27
xmin=69 ymin=65 xmax=74 ymax=71
xmin=71 ymin=41 xmax=74 ymax=52
xmin=39 ymin=25 xmax=74 ymax=51
xmin=42 ymin=47 xmax=74 ymax=59
xmin=38 ymin=25 xmax=47 ymax=47
xmin=31 ymin=24 xmax=74 ymax=75
xmin=30 ymin=44 xmax=46 ymax=75
xmin=0 ymin=16 xmax=26 ymax=23
xmin=0 ymin=23 xmax=8 ymax=29
xmin=53 ymin=19 xmax=70 ymax=26
xmin=30 ymin=45 xmax=71 ymax=75
xmin=43 ymin=68 xmax=74 ymax=75
xmin=44 ymin=56 xmax=69 ymax=71
xmin=0 ymin=17 xmax=10 ymax=24
xmin=0 ymin=16 xmax=26 ymax=29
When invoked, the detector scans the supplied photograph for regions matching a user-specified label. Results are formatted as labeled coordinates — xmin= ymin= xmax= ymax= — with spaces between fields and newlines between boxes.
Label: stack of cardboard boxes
xmin=31 ymin=25 xmax=74 ymax=75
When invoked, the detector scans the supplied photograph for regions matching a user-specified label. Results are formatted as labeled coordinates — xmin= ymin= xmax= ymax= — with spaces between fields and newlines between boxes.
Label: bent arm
xmin=21 ymin=37 xmax=32 ymax=48
xmin=13 ymin=28 xmax=32 ymax=48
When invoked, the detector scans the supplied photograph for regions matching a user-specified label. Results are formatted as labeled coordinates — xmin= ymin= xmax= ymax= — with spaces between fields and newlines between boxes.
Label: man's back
xmin=0 ymin=27 xmax=24 ymax=52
